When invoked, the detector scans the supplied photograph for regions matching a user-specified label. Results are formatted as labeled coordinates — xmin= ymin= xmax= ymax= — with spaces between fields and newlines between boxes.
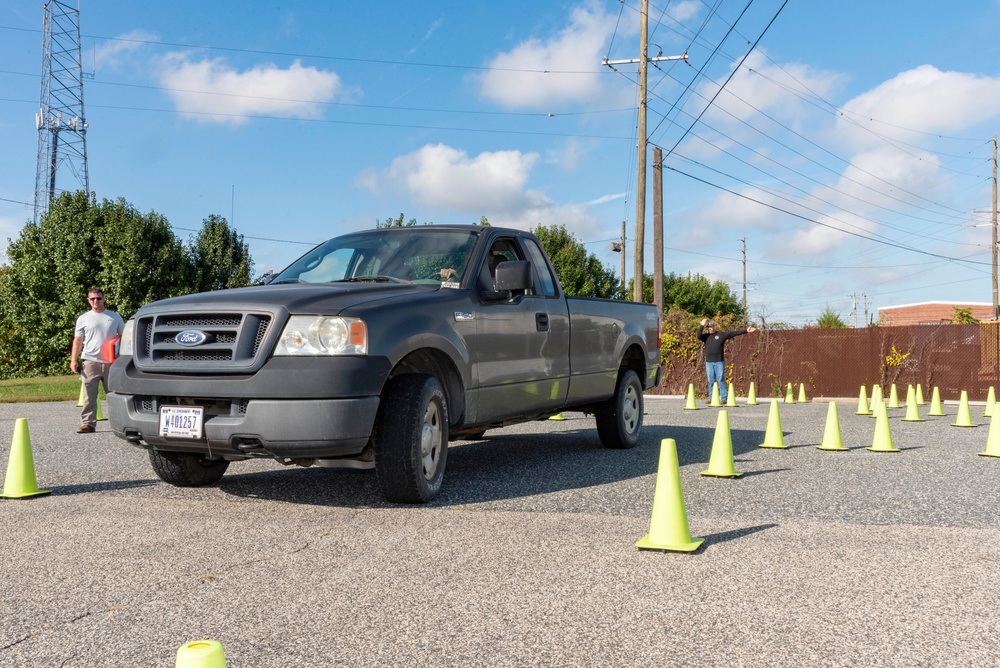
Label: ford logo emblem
xmin=176 ymin=330 xmax=209 ymax=346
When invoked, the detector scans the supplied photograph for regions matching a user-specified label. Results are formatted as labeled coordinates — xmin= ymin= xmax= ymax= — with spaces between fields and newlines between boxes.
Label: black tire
xmin=374 ymin=374 xmax=449 ymax=503
xmin=595 ymin=369 xmax=643 ymax=449
xmin=149 ymin=450 xmax=230 ymax=487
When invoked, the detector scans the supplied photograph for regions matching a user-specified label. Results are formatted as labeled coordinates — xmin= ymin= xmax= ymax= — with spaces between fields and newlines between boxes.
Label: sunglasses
xmin=88 ymin=296 xmax=104 ymax=301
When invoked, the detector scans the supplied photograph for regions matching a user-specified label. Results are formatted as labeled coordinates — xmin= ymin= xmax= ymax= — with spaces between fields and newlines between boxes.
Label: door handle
xmin=535 ymin=313 xmax=549 ymax=331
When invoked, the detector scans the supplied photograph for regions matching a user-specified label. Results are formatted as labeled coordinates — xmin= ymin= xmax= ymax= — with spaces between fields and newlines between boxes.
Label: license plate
xmin=159 ymin=406 xmax=205 ymax=439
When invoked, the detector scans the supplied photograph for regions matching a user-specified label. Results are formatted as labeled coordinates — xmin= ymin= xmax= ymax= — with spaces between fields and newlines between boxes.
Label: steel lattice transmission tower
xmin=33 ymin=0 xmax=90 ymax=224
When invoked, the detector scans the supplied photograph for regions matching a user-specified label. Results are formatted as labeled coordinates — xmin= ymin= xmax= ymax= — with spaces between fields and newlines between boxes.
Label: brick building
xmin=877 ymin=301 xmax=994 ymax=326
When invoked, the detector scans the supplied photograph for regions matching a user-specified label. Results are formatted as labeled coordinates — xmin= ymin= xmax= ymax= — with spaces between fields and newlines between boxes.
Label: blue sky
xmin=3 ymin=0 xmax=1000 ymax=326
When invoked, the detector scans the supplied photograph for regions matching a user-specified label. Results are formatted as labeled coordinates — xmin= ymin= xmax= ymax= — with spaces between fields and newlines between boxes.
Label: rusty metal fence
xmin=653 ymin=322 xmax=1000 ymax=401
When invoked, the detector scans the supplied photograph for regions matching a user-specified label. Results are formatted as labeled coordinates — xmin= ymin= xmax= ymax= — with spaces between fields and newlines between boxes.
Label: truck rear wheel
xmin=595 ymin=369 xmax=643 ymax=449
xmin=149 ymin=450 xmax=230 ymax=487
xmin=374 ymin=374 xmax=448 ymax=503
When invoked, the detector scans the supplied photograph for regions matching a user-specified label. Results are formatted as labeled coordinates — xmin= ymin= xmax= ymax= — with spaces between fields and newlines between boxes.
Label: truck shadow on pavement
xmin=48 ymin=479 xmax=159 ymax=495
xmin=216 ymin=421 xmax=773 ymax=508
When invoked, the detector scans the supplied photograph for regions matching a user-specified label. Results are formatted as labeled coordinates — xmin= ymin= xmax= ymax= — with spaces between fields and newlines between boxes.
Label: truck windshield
xmin=271 ymin=228 xmax=481 ymax=285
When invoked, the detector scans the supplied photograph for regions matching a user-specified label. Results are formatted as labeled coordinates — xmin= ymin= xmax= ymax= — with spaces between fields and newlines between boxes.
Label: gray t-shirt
xmin=75 ymin=309 xmax=125 ymax=363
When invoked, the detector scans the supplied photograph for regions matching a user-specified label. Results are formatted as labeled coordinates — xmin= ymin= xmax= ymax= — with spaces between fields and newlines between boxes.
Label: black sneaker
xmin=75 ymin=425 xmax=95 ymax=434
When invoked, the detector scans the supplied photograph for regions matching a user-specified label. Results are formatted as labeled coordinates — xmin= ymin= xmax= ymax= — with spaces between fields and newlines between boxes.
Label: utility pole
xmin=603 ymin=0 xmax=686 ymax=302
xmin=993 ymin=135 xmax=998 ymax=320
xmin=610 ymin=220 xmax=626 ymax=297
xmin=741 ymin=237 xmax=747 ymax=313
xmin=34 ymin=0 xmax=90 ymax=223
xmin=653 ymin=146 xmax=663 ymax=314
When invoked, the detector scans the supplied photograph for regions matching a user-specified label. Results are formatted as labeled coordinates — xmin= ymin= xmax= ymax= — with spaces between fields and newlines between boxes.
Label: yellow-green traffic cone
xmin=548 ymin=412 xmax=566 ymax=421
xmin=916 ymin=383 xmax=925 ymax=405
xmin=798 ymin=383 xmax=807 ymax=403
xmin=817 ymin=401 xmax=849 ymax=451
xmin=175 ymin=639 xmax=227 ymax=668
xmin=855 ymin=385 xmax=871 ymax=415
xmin=979 ymin=404 xmax=1000 ymax=458
xmin=746 ymin=381 xmax=758 ymax=405
xmin=710 ymin=382 xmax=722 ymax=407
xmin=952 ymin=391 xmax=976 ymax=427
xmin=887 ymin=383 xmax=900 ymax=409
xmin=905 ymin=383 xmax=914 ymax=407
xmin=96 ymin=399 xmax=107 ymax=422
xmin=759 ymin=399 xmax=787 ymax=449
xmin=784 ymin=382 xmax=795 ymax=403
xmin=636 ymin=439 xmax=705 ymax=552
xmin=901 ymin=387 xmax=925 ymax=422
xmin=928 ymin=386 xmax=945 ymax=417
xmin=76 ymin=379 xmax=85 ymax=407
xmin=869 ymin=385 xmax=883 ymax=418
xmin=867 ymin=401 xmax=900 ymax=452
xmin=1 ymin=418 xmax=52 ymax=499
xmin=726 ymin=382 xmax=737 ymax=407
xmin=684 ymin=383 xmax=699 ymax=410
xmin=983 ymin=386 xmax=996 ymax=418
xmin=701 ymin=410 xmax=742 ymax=478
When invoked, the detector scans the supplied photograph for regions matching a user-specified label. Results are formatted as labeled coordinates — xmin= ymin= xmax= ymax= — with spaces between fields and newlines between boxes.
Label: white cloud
xmin=356 ymin=143 xmax=607 ymax=240
xmin=838 ymin=65 xmax=1000 ymax=149
xmin=93 ymin=30 xmax=158 ymax=71
xmin=475 ymin=3 xmax=617 ymax=109
xmin=157 ymin=55 xmax=343 ymax=125
xmin=359 ymin=144 xmax=546 ymax=214
xmin=685 ymin=50 xmax=844 ymax=146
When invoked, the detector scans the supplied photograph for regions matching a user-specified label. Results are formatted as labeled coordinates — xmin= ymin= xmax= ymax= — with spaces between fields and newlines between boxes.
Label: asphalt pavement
xmin=1 ymin=394 xmax=998 ymax=667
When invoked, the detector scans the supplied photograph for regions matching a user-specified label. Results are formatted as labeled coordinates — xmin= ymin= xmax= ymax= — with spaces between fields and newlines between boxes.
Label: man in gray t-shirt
xmin=70 ymin=287 xmax=124 ymax=433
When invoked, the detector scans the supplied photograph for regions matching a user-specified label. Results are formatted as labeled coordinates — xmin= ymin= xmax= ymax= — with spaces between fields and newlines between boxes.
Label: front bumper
xmin=107 ymin=392 xmax=379 ymax=458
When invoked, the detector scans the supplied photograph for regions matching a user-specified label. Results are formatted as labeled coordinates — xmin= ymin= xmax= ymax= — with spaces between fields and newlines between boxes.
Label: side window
xmin=480 ymin=239 xmax=520 ymax=287
xmin=524 ymin=240 xmax=557 ymax=297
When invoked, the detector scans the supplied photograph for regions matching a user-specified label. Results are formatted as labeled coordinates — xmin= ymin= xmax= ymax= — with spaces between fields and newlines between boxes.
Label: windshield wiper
xmin=334 ymin=275 xmax=410 ymax=284
xmin=268 ymin=278 xmax=302 ymax=284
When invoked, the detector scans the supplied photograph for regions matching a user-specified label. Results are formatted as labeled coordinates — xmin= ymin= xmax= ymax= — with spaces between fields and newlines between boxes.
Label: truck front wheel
xmin=374 ymin=374 xmax=449 ymax=503
xmin=148 ymin=450 xmax=230 ymax=487
xmin=595 ymin=369 xmax=643 ymax=449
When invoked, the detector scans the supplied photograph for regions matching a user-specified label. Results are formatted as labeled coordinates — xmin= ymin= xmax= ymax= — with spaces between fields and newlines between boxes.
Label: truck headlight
xmin=120 ymin=320 xmax=135 ymax=356
xmin=274 ymin=316 xmax=367 ymax=355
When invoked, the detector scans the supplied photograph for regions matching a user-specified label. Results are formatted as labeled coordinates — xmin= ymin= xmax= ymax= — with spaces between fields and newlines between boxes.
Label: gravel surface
xmin=1 ymin=396 xmax=998 ymax=667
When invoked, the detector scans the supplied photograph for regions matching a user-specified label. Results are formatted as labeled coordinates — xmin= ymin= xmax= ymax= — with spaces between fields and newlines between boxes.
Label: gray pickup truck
xmin=108 ymin=225 xmax=662 ymax=502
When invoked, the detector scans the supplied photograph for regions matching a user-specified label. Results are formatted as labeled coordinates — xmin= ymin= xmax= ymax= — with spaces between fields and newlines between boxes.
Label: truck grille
xmin=133 ymin=312 xmax=274 ymax=373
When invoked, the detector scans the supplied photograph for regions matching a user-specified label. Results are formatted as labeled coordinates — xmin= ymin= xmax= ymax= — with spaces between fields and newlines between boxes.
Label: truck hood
xmin=136 ymin=282 xmax=444 ymax=317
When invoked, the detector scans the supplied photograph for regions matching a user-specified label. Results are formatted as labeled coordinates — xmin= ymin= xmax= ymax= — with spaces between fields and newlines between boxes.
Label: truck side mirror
xmin=494 ymin=260 xmax=533 ymax=292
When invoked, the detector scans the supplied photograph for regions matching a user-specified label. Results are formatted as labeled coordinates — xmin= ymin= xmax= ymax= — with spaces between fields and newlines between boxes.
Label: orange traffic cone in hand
xmin=1 ymin=418 xmax=51 ymax=498
xmin=636 ymin=439 xmax=705 ymax=552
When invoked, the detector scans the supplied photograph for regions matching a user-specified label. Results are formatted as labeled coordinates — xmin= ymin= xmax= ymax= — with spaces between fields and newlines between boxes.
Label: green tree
xmin=817 ymin=306 xmax=847 ymax=328
xmin=950 ymin=307 xmax=978 ymax=324
xmin=0 ymin=191 xmax=194 ymax=378
xmin=531 ymin=224 xmax=620 ymax=298
xmin=98 ymin=197 xmax=192 ymax=316
xmin=630 ymin=272 xmax=745 ymax=318
xmin=377 ymin=212 xmax=419 ymax=228
xmin=189 ymin=214 xmax=254 ymax=292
